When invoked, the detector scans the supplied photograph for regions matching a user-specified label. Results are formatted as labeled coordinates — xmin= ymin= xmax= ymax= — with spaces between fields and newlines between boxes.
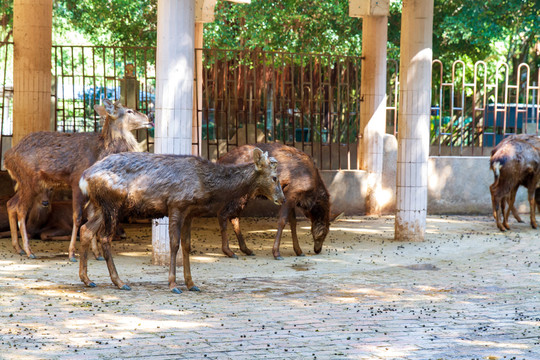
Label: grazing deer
xmin=78 ymin=149 xmax=284 ymax=294
xmin=217 ymin=143 xmax=341 ymax=260
xmin=490 ymin=135 xmax=540 ymax=231
xmin=4 ymin=99 xmax=152 ymax=261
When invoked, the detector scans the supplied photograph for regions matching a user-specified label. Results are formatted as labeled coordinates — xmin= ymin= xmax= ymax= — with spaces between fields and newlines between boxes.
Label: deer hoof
xmin=69 ymin=257 xmax=78 ymax=263
xmin=96 ymin=256 xmax=105 ymax=261
xmin=189 ymin=286 xmax=200 ymax=292
xmin=88 ymin=282 xmax=97 ymax=288
xmin=274 ymin=256 xmax=284 ymax=260
xmin=171 ymin=287 xmax=182 ymax=294
xmin=231 ymin=254 xmax=239 ymax=259
xmin=19 ymin=250 xmax=25 ymax=256
xmin=120 ymin=284 xmax=131 ymax=291
xmin=247 ymin=253 xmax=255 ymax=256
xmin=28 ymin=254 xmax=37 ymax=259
xmin=297 ymin=253 xmax=305 ymax=257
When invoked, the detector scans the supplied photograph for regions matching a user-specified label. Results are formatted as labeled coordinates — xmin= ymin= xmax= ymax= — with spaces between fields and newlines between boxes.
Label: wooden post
xmin=359 ymin=15 xmax=387 ymax=215
xmin=394 ymin=0 xmax=434 ymax=241
xmin=12 ymin=0 xmax=53 ymax=145
xmin=152 ymin=0 xmax=195 ymax=266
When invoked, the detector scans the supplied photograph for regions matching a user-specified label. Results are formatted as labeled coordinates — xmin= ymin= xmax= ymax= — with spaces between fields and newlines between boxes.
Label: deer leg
xmin=98 ymin=216 xmax=129 ymax=290
xmin=231 ymin=217 xmax=253 ymax=256
xmin=180 ymin=217 xmax=198 ymax=292
xmin=509 ymin=186 xmax=523 ymax=223
xmin=502 ymin=196 xmax=511 ymax=230
xmin=528 ymin=185 xmax=537 ymax=229
xmin=16 ymin=205 xmax=35 ymax=259
xmin=100 ymin=234 xmax=129 ymax=290
xmin=288 ymin=208 xmax=304 ymax=257
xmin=91 ymin=235 xmax=104 ymax=261
xmin=168 ymin=210 xmax=183 ymax=294
xmin=273 ymin=203 xmax=292 ymax=260
xmin=7 ymin=196 xmax=24 ymax=255
xmin=218 ymin=214 xmax=237 ymax=259
xmin=490 ymin=187 xmax=505 ymax=232
xmin=68 ymin=188 xmax=84 ymax=262
xmin=79 ymin=224 xmax=96 ymax=288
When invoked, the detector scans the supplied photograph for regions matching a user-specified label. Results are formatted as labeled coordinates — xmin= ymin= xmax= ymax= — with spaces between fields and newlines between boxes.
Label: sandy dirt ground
xmin=0 ymin=215 xmax=539 ymax=359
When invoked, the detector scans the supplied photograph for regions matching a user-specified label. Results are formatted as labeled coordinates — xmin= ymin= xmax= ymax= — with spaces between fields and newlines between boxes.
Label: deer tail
xmin=491 ymin=161 xmax=501 ymax=187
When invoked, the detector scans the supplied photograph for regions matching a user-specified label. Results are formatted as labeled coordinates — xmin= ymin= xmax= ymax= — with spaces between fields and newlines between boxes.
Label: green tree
xmin=205 ymin=0 xmax=362 ymax=56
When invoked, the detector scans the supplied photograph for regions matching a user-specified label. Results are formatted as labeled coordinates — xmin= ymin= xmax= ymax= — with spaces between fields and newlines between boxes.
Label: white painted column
xmin=12 ymin=0 xmax=53 ymax=145
xmin=152 ymin=0 xmax=195 ymax=265
xmin=359 ymin=15 xmax=387 ymax=215
xmin=395 ymin=0 xmax=433 ymax=241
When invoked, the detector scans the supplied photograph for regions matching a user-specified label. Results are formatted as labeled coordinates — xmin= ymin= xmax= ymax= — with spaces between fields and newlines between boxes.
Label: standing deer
xmin=217 ymin=143 xmax=340 ymax=260
xmin=78 ymin=149 xmax=284 ymax=294
xmin=4 ymin=99 xmax=152 ymax=261
xmin=490 ymin=135 xmax=540 ymax=231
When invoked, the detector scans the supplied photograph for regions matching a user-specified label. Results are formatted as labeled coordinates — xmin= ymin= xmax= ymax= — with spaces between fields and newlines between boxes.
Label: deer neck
xmin=208 ymin=163 xmax=258 ymax=200
xmin=101 ymin=118 xmax=140 ymax=155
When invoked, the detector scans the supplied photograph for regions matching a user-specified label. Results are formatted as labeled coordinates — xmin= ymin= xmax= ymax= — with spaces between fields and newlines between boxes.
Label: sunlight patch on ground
xmin=354 ymin=344 xmax=418 ymax=358
xmin=64 ymin=314 xmax=210 ymax=332
xmin=0 ymin=262 xmax=43 ymax=272
xmin=457 ymin=339 xmax=529 ymax=349
xmin=190 ymin=255 xmax=220 ymax=263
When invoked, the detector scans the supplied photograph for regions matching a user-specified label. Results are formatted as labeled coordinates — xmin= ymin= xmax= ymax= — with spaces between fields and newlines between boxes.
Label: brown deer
xmin=78 ymin=149 xmax=284 ymax=294
xmin=4 ymin=99 xmax=152 ymax=261
xmin=490 ymin=135 xmax=540 ymax=231
xmin=217 ymin=143 xmax=340 ymax=260
xmin=490 ymin=134 xmax=540 ymax=228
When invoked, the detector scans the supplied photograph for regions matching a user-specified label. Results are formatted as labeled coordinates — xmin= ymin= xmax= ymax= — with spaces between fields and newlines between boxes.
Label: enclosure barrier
xmin=1 ymin=42 xmax=539 ymax=170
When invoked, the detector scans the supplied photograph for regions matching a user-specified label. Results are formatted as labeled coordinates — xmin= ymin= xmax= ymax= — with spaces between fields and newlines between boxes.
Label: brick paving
xmin=0 ymin=215 xmax=539 ymax=359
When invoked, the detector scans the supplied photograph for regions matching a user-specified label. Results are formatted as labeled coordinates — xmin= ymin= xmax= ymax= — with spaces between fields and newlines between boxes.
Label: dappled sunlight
xmin=457 ymin=339 xmax=529 ymax=350
xmin=354 ymin=344 xmax=418 ymax=359
xmin=191 ymin=255 xmax=221 ymax=263
xmin=0 ymin=262 xmax=43 ymax=272
xmin=117 ymin=251 xmax=151 ymax=257
xmin=64 ymin=313 xmax=211 ymax=332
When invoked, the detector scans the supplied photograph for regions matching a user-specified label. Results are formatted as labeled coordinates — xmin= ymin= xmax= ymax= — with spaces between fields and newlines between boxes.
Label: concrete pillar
xmin=152 ymin=0 xmax=195 ymax=266
xmin=12 ymin=0 xmax=53 ymax=145
xmin=359 ymin=15 xmax=387 ymax=215
xmin=394 ymin=0 xmax=433 ymax=241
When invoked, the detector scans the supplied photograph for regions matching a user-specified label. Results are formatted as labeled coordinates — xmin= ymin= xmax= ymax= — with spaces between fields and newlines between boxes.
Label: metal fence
xmin=429 ymin=60 xmax=540 ymax=156
xmin=1 ymin=42 xmax=540 ymax=170
xmin=195 ymin=49 xmax=362 ymax=170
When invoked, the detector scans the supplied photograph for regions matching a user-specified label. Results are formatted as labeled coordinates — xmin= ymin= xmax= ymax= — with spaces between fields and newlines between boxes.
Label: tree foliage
xmin=205 ymin=0 xmax=362 ymax=56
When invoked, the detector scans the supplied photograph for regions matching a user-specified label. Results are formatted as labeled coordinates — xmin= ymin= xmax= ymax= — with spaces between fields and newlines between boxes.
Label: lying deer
xmin=78 ymin=149 xmax=284 ymax=294
xmin=490 ymin=135 xmax=540 ymax=231
xmin=217 ymin=143 xmax=341 ymax=260
xmin=4 ymin=99 xmax=152 ymax=261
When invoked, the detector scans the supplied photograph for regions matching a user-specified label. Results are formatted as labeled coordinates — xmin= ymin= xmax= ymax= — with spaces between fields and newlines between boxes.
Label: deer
xmin=490 ymin=134 xmax=540 ymax=228
xmin=490 ymin=135 xmax=540 ymax=231
xmin=217 ymin=143 xmax=341 ymax=260
xmin=4 ymin=99 xmax=152 ymax=261
xmin=77 ymin=149 xmax=284 ymax=294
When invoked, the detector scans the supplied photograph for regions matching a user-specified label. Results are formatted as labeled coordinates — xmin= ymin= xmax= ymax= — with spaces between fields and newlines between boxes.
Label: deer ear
xmin=252 ymin=148 xmax=266 ymax=170
xmin=268 ymin=157 xmax=278 ymax=170
xmin=114 ymin=100 xmax=122 ymax=108
xmin=94 ymin=105 xmax=108 ymax=118
xmin=102 ymin=99 xmax=115 ymax=114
